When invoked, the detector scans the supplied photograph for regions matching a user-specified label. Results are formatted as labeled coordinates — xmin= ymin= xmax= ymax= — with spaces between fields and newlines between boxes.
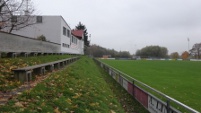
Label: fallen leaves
xmin=72 ymin=93 xmax=82 ymax=99
xmin=0 ymin=57 xmax=129 ymax=112
xmin=37 ymin=107 xmax=42 ymax=111
xmin=71 ymin=104 xmax=78 ymax=109
xmin=110 ymin=110 xmax=116 ymax=113
xmin=0 ymin=55 xmax=71 ymax=91
xmin=9 ymin=66 xmax=18 ymax=71
xmin=14 ymin=102 xmax=24 ymax=107
xmin=85 ymin=109 xmax=89 ymax=112
xmin=54 ymin=107 xmax=61 ymax=113
xmin=69 ymin=88 xmax=73 ymax=91
xmin=89 ymin=102 xmax=99 ymax=107
xmin=66 ymin=98 xmax=72 ymax=105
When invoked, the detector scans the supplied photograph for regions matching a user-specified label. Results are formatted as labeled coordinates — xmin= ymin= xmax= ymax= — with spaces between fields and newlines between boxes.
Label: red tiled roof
xmin=71 ymin=30 xmax=84 ymax=39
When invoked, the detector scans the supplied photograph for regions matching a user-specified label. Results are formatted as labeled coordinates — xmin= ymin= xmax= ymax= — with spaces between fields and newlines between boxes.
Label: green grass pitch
xmin=100 ymin=59 xmax=201 ymax=112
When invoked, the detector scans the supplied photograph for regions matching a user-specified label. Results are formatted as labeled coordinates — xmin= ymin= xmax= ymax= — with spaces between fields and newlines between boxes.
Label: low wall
xmin=0 ymin=31 xmax=60 ymax=53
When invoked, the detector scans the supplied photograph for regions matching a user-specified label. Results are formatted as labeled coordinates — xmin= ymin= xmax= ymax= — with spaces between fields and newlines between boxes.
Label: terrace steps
xmin=0 ymin=57 xmax=79 ymax=105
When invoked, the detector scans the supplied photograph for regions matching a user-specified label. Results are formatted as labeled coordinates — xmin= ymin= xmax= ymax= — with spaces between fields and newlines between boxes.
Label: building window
xmin=71 ymin=36 xmax=77 ymax=44
xmin=63 ymin=27 xmax=66 ymax=36
xmin=67 ymin=29 xmax=70 ymax=37
xmin=74 ymin=38 xmax=77 ymax=44
xmin=71 ymin=36 xmax=74 ymax=43
xmin=71 ymin=36 xmax=73 ymax=43
xmin=36 ymin=16 xmax=42 ymax=23
xmin=62 ymin=43 xmax=69 ymax=48
xmin=11 ymin=16 xmax=17 ymax=22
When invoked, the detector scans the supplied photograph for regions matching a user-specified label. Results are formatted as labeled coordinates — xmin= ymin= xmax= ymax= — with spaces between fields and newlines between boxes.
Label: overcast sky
xmin=32 ymin=0 xmax=201 ymax=54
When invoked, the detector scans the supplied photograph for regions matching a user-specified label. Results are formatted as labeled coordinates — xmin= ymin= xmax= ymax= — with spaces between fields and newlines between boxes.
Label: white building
xmin=71 ymin=30 xmax=84 ymax=55
xmin=3 ymin=16 xmax=84 ymax=55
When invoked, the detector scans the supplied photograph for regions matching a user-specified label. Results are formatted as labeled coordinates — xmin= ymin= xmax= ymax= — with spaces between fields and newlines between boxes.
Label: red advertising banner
xmin=128 ymin=82 xmax=134 ymax=96
xmin=134 ymin=86 xmax=148 ymax=108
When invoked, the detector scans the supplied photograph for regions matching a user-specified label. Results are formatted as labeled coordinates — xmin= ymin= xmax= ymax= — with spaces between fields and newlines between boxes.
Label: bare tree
xmin=190 ymin=43 xmax=201 ymax=59
xmin=0 ymin=0 xmax=35 ymax=33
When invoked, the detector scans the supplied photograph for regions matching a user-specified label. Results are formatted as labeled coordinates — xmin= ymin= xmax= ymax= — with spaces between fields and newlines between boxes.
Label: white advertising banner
xmin=123 ymin=79 xmax=128 ymax=91
xmin=112 ymin=71 xmax=116 ymax=79
xmin=148 ymin=95 xmax=180 ymax=113
xmin=100 ymin=63 xmax=103 ymax=68
xmin=109 ymin=68 xmax=112 ymax=75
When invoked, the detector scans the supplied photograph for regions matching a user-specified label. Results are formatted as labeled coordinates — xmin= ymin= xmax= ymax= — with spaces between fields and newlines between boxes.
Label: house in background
xmin=71 ymin=30 xmax=84 ymax=55
xmin=2 ymin=15 xmax=84 ymax=55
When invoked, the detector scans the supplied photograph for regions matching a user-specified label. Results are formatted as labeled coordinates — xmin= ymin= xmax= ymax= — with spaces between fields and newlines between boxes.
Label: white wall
xmin=0 ymin=31 xmax=60 ymax=53
xmin=77 ymin=39 xmax=84 ymax=54
xmin=2 ymin=15 xmax=84 ymax=54
xmin=11 ymin=16 xmax=61 ymax=44
xmin=60 ymin=17 xmax=71 ymax=53
xmin=69 ymin=36 xmax=84 ymax=55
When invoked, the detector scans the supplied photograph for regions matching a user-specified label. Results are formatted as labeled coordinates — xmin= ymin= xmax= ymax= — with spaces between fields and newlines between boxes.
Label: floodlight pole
xmin=187 ymin=37 xmax=190 ymax=52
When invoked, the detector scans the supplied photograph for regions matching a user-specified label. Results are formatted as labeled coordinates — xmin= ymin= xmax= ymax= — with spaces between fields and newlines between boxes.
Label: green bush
xmin=37 ymin=35 xmax=46 ymax=41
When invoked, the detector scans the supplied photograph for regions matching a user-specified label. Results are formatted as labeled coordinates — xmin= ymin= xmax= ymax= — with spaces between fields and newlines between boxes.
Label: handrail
xmin=96 ymin=59 xmax=199 ymax=113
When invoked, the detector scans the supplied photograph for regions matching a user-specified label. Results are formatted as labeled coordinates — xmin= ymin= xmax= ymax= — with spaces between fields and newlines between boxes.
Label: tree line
xmin=135 ymin=45 xmax=168 ymax=58
xmin=86 ymin=45 xmax=169 ymax=58
xmin=86 ymin=43 xmax=200 ymax=59
xmin=86 ymin=44 xmax=131 ymax=58
xmin=169 ymin=43 xmax=201 ymax=59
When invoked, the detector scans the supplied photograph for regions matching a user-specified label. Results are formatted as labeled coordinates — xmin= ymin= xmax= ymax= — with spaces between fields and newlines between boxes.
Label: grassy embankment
xmin=0 ymin=55 xmax=74 ymax=91
xmin=0 ymin=56 xmax=148 ymax=113
xmin=100 ymin=59 xmax=201 ymax=112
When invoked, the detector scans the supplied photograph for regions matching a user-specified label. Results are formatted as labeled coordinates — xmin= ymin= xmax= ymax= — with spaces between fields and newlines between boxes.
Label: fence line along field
xmin=100 ymin=59 xmax=201 ymax=112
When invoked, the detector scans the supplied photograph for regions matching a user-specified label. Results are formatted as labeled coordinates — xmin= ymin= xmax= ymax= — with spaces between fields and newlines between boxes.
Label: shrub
xmin=37 ymin=35 xmax=46 ymax=41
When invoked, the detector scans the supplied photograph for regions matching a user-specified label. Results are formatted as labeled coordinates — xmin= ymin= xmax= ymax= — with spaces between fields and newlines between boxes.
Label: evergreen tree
xmin=75 ymin=22 xmax=90 ymax=46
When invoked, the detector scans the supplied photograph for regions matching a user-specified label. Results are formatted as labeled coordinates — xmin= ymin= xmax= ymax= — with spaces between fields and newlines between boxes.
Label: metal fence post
xmin=167 ymin=100 xmax=170 ymax=113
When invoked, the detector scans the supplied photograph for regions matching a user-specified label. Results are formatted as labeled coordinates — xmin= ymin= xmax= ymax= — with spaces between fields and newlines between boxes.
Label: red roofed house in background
xmin=71 ymin=29 xmax=84 ymax=54
xmin=71 ymin=29 xmax=84 ymax=40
